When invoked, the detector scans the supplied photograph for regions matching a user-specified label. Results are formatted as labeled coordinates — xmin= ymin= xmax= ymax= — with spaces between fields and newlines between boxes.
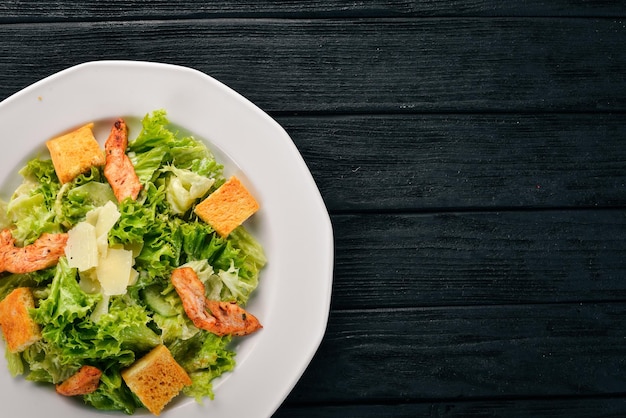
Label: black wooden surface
xmin=1 ymin=1 xmax=625 ymax=417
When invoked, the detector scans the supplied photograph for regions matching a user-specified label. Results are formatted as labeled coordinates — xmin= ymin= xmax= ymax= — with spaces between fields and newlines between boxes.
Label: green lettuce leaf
xmin=7 ymin=188 xmax=56 ymax=245
xmin=211 ymin=228 xmax=266 ymax=305
xmin=18 ymin=158 xmax=60 ymax=207
xmin=34 ymin=257 xmax=99 ymax=328
xmin=129 ymin=110 xmax=223 ymax=185
xmin=83 ymin=366 xmax=140 ymax=414
xmin=180 ymin=221 xmax=225 ymax=263
xmin=169 ymin=332 xmax=236 ymax=403
xmin=164 ymin=166 xmax=214 ymax=215
xmin=95 ymin=298 xmax=161 ymax=353
xmin=4 ymin=349 xmax=24 ymax=377
xmin=133 ymin=216 xmax=184 ymax=285
xmin=58 ymin=180 xmax=116 ymax=226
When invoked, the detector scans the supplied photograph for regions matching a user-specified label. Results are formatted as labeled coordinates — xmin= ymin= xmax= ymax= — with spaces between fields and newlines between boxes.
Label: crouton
xmin=194 ymin=176 xmax=259 ymax=237
xmin=121 ymin=345 xmax=192 ymax=416
xmin=0 ymin=287 xmax=41 ymax=353
xmin=46 ymin=123 xmax=106 ymax=183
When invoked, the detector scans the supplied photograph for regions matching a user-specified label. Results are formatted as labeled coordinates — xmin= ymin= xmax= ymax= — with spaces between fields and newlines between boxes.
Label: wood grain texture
xmin=0 ymin=18 xmax=624 ymax=113
xmin=0 ymin=2 xmax=624 ymax=417
xmin=274 ymin=397 xmax=626 ymax=418
xmin=280 ymin=303 xmax=626 ymax=404
xmin=280 ymin=114 xmax=626 ymax=211
xmin=0 ymin=1 xmax=624 ymax=21
xmin=330 ymin=211 xmax=626 ymax=310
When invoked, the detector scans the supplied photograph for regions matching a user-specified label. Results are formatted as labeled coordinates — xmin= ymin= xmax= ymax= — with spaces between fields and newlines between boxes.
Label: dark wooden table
xmin=2 ymin=1 xmax=626 ymax=417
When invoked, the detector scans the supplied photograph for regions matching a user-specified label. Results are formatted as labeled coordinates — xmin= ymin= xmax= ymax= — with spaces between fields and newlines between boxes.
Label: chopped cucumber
xmin=143 ymin=286 xmax=177 ymax=317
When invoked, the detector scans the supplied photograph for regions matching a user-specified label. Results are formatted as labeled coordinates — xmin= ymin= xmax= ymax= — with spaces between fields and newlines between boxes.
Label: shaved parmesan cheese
xmin=65 ymin=201 xmax=136 ymax=299
xmin=78 ymin=269 xmax=100 ymax=294
xmin=128 ymin=268 xmax=139 ymax=286
xmin=86 ymin=200 xmax=121 ymax=257
xmin=66 ymin=222 xmax=98 ymax=271
xmin=96 ymin=246 xmax=134 ymax=296
xmin=86 ymin=200 xmax=120 ymax=231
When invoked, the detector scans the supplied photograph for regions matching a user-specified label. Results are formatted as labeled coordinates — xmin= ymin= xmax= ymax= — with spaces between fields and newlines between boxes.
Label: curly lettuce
xmin=0 ymin=110 xmax=265 ymax=414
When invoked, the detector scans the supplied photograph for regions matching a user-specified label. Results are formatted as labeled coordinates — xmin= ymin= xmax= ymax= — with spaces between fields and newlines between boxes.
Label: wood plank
xmin=0 ymin=19 xmax=624 ymax=113
xmin=279 ymin=303 xmax=626 ymax=404
xmin=1 ymin=1 xmax=624 ymax=21
xmin=279 ymin=114 xmax=626 ymax=211
xmin=274 ymin=397 xmax=626 ymax=418
xmin=330 ymin=210 xmax=626 ymax=310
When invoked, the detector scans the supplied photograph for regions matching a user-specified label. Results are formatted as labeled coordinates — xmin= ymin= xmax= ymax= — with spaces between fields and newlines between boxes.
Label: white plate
xmin=0 ymin=61 xmax=333 ymax=417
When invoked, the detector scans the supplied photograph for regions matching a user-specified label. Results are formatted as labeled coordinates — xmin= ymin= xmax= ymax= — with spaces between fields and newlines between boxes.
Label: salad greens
xmin=0 ymin=110 xmax=266 ymax=414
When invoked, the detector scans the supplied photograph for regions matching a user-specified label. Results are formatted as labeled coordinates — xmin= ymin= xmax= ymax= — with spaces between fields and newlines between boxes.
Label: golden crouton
xmin=0 ymin=287 xmax=41 ymax=353
xmin=194 ymin=176 xmax=259 ymax=237
xmin=46 ymin=123 xmax=106 ymax=183
xmin=121 ymin=345 xmax=192 ymax=416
